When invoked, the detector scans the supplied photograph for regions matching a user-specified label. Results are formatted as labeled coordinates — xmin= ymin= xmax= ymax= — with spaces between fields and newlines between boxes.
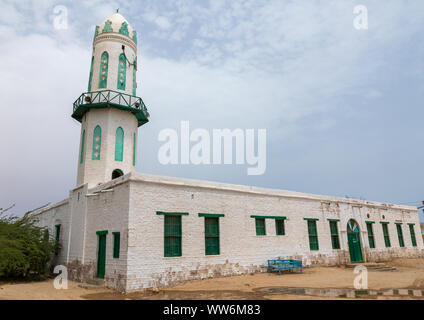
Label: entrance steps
xmin=345 ymin=262 xmax=397 ymax=272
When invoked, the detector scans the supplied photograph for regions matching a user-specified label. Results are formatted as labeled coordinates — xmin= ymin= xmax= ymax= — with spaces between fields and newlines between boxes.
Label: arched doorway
xmin=112 ymin=169 xmax=124 ymax=180
xmin=347 ymin=219 xmax=363 ymax=263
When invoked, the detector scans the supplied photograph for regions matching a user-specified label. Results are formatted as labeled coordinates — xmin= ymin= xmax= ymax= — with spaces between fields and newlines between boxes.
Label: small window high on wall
xmin=92 ymin=125 xmax=101 ymax=160
xmin=115 ymin=127 xmax=124 ymax=161
xmin=99 ymin=51 xmax=109 ymax=89
xmin=117 ymin=53 xmax=126 ymax=90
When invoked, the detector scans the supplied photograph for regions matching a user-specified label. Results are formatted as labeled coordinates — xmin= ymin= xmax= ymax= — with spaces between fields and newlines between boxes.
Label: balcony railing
xmin=72 ymin=90 xmax=149 ymax=126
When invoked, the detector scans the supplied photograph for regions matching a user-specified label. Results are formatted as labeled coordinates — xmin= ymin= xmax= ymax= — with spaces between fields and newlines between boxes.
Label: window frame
xmin=115 ymin=127 xmax=124 ymax=162
xmin=409 ymin=224 xmax=417 ymax=247
xmin=329 ymin=220 xmax=341 ymax=249
xmin=396 ymin=224 xmax=405 ymax=248
xmin=99 ymin=51 xmax=109 ymax=89
xmin=255 ymin=218 xmax=266 ymax=236
xmin=366 ymin=222 xmax=375 ymax=249
xmin=381 ymin=223 xmax=391 ymax=248
xmin=204 ymin=217 xmax=220 ymax=255
xmin=305 ymin=219 xmax=319 ymax=251
xmin=275 ymin=219 xmax=285 ymax=236
xmin=112 ymin=232 xmax=120 ymax=259
xmin=163 ymin=215 xmax=183 ymax=257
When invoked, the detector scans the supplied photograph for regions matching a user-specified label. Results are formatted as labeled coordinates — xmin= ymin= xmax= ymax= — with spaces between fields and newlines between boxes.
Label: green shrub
xmin=0 ymin=212 xmax=57 ymax=279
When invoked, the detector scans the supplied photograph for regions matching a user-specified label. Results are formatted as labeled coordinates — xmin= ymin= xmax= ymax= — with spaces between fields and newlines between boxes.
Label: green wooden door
xmin=347 ymin=220 xmax=363 ymax=263
xmin=97 ymin=234 xmax=107 ymax=278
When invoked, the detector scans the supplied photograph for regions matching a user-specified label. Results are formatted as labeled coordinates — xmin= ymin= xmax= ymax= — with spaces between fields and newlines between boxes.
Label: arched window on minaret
xmin=92 ymin=125 xmax=102 ymax=160
xmin=99 ymin=52 xmax=109 ymax=89
xmin=117 ymin=54 xmax=126 ymax=90
xmin=88 ymin=56 xmax=94 ymax=92
xmin=115 ymin=127 xmax=124 ymax=161
xmin=80 ymin=130 xmax=85 ymax=164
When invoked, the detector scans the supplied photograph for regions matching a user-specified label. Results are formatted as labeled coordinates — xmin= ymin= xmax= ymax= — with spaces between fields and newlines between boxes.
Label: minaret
xmin=72 ymin=13 xmax=149 ymax=187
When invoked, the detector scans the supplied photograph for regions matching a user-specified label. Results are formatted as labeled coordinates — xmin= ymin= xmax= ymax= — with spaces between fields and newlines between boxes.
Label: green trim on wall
xmin=115 ymin=127 xmax=124 ymax=161
xmin=119 ymin=21 xmax=129 ymax=36
xmin=92 ymin=125 xmax=101 ymax=160
xmin=407 ymin=223 xmax=415 ymax=226
xmin=157 ymin=212 xmax=189 ymax=216
xmin=327 ymin=219 xmax=340 ymax=222
xmin=365 ymin=221 xmax=375 ymax=224
xmin=80 ymin=130 xmax=85 ymax=164
xmin=394 ymin=222 xmax=403 ymax=225
xmin=117 ymin=53 xmax=127 ymax=90
xmin=99 ymin=51 xmax=109 ymax=89
xmin=250 ymin=215 xmax=286 ymax=220
xmin=132 ymin=30 xmax=137 ymax=44
xmin=96 ymin=230 xmax=108 ymax=235
xmin=380 ymin=221 xmax=390 ymax=224
xmin=304 ymin=218 xmax=319 ymax=221
xmin=88 ymin=56 xmax=94 ymax=91
xmin=102 ymin=20 xmax=113 ymax=33
xmin=199 ymin=213 xmax=225 ymax=218
xmin=132 ymin=60 xmax=137 ymax=96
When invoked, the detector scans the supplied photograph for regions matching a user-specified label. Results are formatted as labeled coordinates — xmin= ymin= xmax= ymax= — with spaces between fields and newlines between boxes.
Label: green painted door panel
xmin=348 ymin=233 xmax=363 ymax=263
xmin=97 ymin=234 xmax=106 ymax=278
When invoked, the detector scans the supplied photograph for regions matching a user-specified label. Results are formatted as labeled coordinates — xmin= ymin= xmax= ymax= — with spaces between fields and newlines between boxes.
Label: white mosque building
xmin=31 ymin=13 xmax=423 ymax=292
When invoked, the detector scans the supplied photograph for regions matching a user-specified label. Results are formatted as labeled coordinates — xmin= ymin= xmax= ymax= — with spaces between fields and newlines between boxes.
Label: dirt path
xmin=1 ymin=258 xmax=424 ymax=300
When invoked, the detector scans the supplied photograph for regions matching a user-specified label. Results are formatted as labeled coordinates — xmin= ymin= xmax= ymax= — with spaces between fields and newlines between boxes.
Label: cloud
xmin=1 ymin=0 xmax=424 ymax=217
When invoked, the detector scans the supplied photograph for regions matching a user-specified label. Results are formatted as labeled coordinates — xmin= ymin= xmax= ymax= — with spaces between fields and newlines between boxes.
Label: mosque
xmin=31 ymin=13 xmax=423 ymax=291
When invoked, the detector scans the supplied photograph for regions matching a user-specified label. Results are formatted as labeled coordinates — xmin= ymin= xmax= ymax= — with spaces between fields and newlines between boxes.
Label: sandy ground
xmin=1 ymin=258 xmax=424 ymax=300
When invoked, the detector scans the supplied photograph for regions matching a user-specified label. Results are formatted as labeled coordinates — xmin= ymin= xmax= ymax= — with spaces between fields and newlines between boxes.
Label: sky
xmin=0 ymin=0 xmax=423 ymax=220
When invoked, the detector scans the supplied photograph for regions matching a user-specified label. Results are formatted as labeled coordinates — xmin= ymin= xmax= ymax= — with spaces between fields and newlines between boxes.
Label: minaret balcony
xmin=72 ymin=90 xmax=149 ymax=127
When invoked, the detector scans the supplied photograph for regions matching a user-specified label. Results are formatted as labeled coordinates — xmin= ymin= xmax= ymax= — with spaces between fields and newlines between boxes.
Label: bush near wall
xmin=0 ymin=213 xmax=57 ymax=279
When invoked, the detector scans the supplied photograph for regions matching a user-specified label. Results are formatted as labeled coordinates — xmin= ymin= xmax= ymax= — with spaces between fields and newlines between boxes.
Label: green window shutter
xmin=409 ymin=224 xmax=417 ymax=247
xmin=205 ymin=217 xmax=220 ymax=255
xmin=117 ymin=53 xmax=127 ymax=90
xmin=92 ymin=125 xmax=101 ymax=160
xmin=113 ymin=232 xmax=120 ymax=259
xmin=132 ymin=59 xmax=137 ymax=96
xmin=115 ymin=127 xmax=124 ymax=161
xmin=80 ymin=130 xmax=85 ymax=164
xmin=396 ymin=224 xmax=405 ymax=248
xmin=382 ymin=224 xmax=391 ymax=248
xmin=164 ymin=215 xmax=182 ymax=257
xmin=329 ymin=221 xmax=340 ymax=249
xmin=366 ymin=222 xmax=375 ymax=249
xmin=133 ymin=133 xmax=136 ymax=166
xmin=255 ymin=218 xmax=266 ymax=236
xmin=99 ymin=51 xmax=109 ymax=89
xmin=88 ymin=56 xmax=94 ymax=92
xmin=275 ymin=219 xmax=285 ymax=235
xmin=307 ymin=220 xmax=319 ymax=251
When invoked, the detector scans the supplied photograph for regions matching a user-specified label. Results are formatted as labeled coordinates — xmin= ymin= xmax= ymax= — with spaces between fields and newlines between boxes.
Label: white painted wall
xmin=77 ymin=108 xmax=138 ymax=187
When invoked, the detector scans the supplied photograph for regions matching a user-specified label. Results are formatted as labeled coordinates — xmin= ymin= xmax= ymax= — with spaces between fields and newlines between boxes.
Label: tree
xmin=0 ymin=210 xmax=57 ymax=279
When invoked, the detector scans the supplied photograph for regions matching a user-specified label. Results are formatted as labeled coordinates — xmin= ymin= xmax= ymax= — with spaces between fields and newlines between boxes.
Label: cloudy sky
xmin=1 ymin=0 xmax=423 ymax=219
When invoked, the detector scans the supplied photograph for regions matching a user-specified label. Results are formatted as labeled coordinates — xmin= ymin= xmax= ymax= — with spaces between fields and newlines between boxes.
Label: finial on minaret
xmin=116 ymin=8 xmax=119 ymax=13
